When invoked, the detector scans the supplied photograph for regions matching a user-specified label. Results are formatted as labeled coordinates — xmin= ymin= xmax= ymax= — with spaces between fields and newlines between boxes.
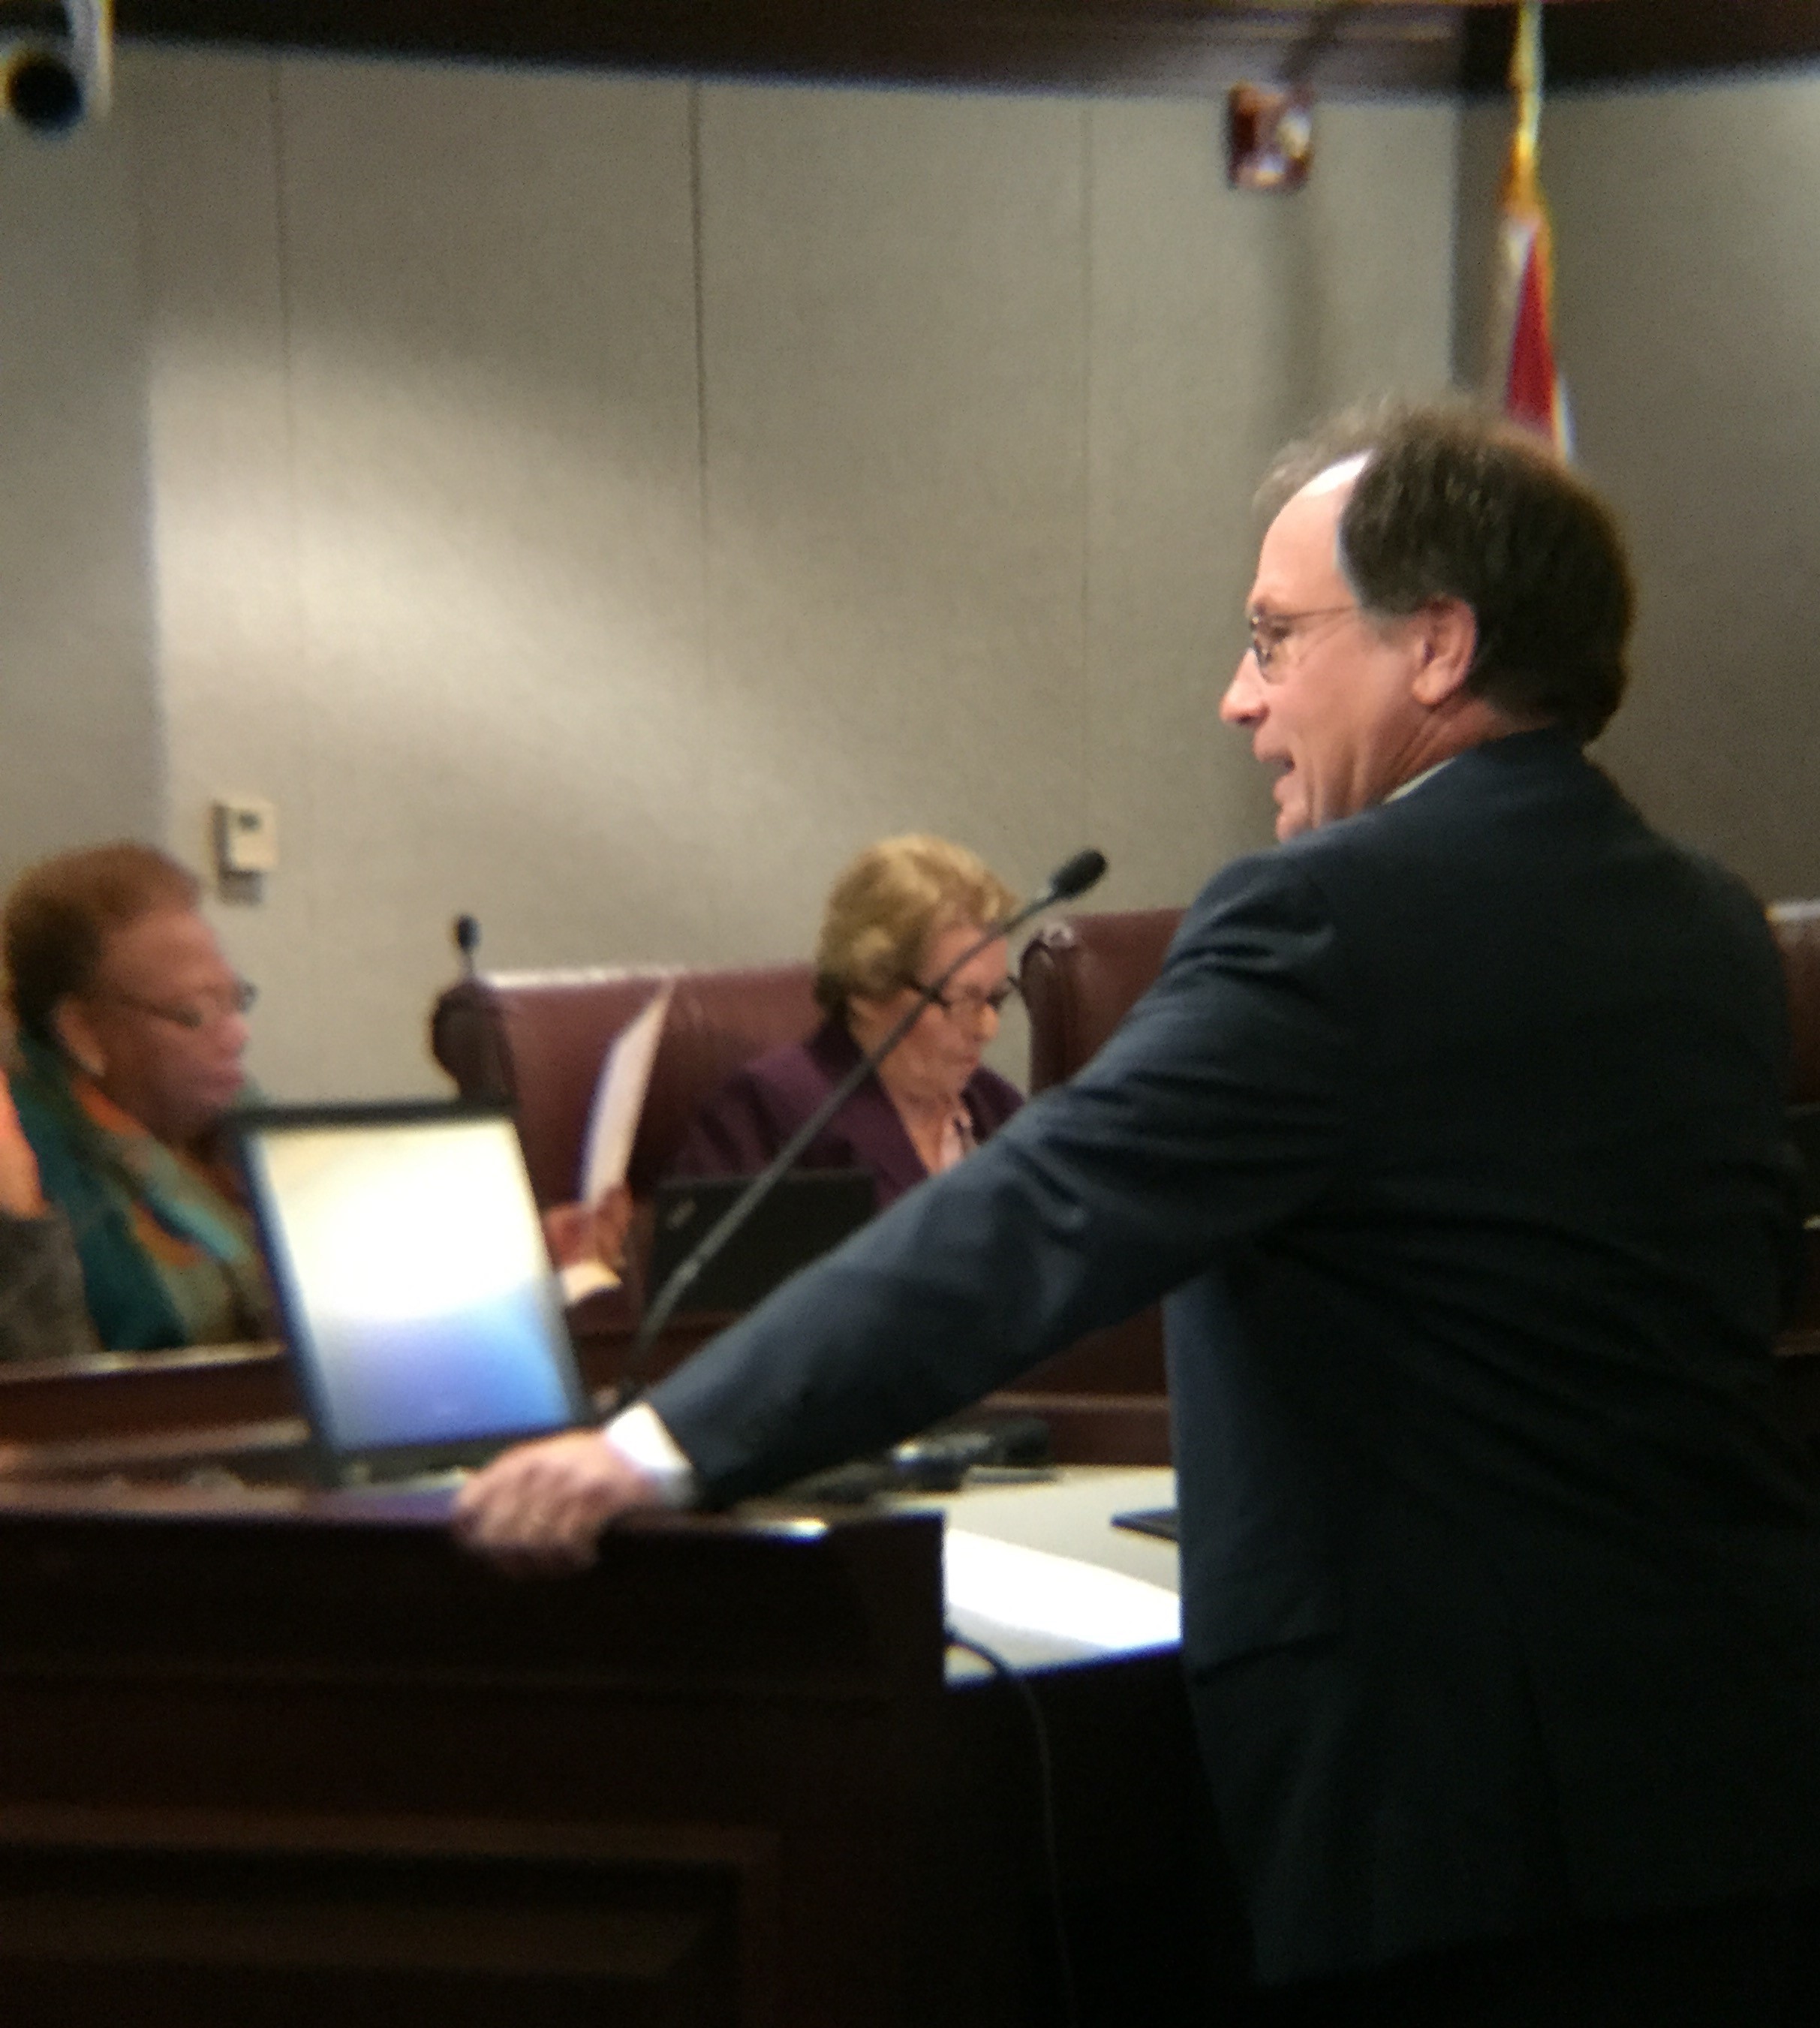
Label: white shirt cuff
xmin=602 ymin=1401 xmax=700 ymax=1509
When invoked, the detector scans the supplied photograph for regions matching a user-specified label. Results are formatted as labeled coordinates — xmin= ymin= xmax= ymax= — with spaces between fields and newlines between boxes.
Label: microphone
xmin=1030 ymin=847 xmax=1106 ymax=911
xmin=610 ymin=847 xmax=1107 ymax=1413
xmin=453 ymin=915 xmax=481 ymax=979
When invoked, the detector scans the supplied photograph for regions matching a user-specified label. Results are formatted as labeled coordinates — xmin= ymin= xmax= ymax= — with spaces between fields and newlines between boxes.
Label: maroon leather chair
xmin=432 ymin=963 xmax=820 ymax=1209
xmin=1770 ymin=901 xmax=1820 ymax=1109
xmin=1022 ymin=908 xmax=1182 ymax=1094
xmin=432 ymin=962 xmax=822 ymax=1397
xmin=1006 ymin=910 xmax=1184 ymax=1452
xmin=429 ymin=941 xmax=1183 ymax=1459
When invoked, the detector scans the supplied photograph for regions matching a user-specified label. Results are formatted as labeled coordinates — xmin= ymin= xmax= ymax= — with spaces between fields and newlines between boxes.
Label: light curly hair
xmin=814 ymin=835 xmax=1017 ymax=1017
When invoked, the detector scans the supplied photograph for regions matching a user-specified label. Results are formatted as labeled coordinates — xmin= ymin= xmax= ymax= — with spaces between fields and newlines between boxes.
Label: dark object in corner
xmin=1788 ymin=1103 xmax=1820 ymax=1220
xmin=785 ymin=1411 xmax=1054 ymax=1504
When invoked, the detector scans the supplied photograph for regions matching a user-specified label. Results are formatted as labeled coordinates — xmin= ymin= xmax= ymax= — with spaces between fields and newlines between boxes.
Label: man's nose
xmin=1220 ymin=652 xmax=1264 ymax=724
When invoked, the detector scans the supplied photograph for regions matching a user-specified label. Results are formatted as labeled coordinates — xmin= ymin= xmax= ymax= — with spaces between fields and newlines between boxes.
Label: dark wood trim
xmin=117 ymin=2 xmax=1469 ymax=96
xmin=1462 ymin=2 xmax=1820 ymax=93
xmin=113 ymin=2 xmax=1820 ymax=98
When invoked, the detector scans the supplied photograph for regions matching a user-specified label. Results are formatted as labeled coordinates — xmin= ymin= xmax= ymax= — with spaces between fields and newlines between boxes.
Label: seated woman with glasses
xmin=3 ymin=842 xmax=273 ymax=1351
xmin=668 ymin=834 xmax=1024 ymax=1209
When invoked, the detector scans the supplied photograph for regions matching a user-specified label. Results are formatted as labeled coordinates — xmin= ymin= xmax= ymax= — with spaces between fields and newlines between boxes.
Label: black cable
xmin=945 ymin=1626 xmax=1081 ymax=2028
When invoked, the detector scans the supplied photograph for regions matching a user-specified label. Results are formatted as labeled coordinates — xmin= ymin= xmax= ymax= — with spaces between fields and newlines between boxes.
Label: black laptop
xmin=644 ymin=1169 xmax=874 ymax=1315
xmin=235 ymin=1100 xmax=594 ymax=1487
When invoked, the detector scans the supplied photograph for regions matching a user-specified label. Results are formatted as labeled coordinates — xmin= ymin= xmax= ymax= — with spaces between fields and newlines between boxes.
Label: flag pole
xmin=1508 ymin=1 xmax=1543 ymax=201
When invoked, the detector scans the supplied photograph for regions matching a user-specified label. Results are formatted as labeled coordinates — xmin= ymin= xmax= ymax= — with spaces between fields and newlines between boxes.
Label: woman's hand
xmin=0 ymin=1079 xmax=47 ymax=1220
xmin=540 ymin=1184 xmax=633 ymax=1271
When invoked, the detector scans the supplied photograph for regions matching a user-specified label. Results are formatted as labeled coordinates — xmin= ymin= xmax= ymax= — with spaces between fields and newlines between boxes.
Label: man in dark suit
xmin=456 ymin=405 xmax=1820 ymax=2021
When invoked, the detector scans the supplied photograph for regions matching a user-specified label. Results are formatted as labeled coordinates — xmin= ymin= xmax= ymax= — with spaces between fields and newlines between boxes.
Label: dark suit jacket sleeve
xmin=650 ymin=851 xmax=1358 ymax=1501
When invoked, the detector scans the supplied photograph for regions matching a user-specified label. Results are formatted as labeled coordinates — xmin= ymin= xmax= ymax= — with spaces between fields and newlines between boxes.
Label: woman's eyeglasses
xmin=100 ymin=979 xmax=258 ymax=1031
xmin=902 ymin=977 xmax=1020 ymax=1021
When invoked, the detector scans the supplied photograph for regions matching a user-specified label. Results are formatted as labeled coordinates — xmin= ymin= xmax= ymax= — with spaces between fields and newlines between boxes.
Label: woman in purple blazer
xmin=669 ymin=835 xmax=1024 ymax=1208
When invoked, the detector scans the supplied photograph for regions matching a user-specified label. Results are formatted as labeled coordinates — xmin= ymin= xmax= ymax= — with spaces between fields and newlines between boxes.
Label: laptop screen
xmin=645 ymin=1169 xmax=874 ymax=1315
xmin=236 ymin=1102 xmax=592 ymax=1482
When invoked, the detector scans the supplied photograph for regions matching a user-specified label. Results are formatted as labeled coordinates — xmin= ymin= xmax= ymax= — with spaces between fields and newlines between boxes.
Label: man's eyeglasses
xmin=101 ymin=979 xmax=258 ymax=1031
xmin=1245 ymin=604 xmax=1358 ymax=679
xmin=904 ymin=978 xmax=1020 ymax=1021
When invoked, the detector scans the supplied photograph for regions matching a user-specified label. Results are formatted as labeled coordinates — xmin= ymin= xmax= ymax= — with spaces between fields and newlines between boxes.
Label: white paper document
xmin=577 ymin=979 xmax=674 ymax=1207
xmin=556 ymin=980 xmax=674 ymax=1308
xmin=943 ymin=1529 xmax=1180 ymax=1657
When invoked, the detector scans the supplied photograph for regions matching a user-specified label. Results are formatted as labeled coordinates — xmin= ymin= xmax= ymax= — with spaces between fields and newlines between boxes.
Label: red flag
xmin=1494 ymin=7 xmax=1571 ymax=453
xmin=1504 ymin=212 xmax=1562 ymax=441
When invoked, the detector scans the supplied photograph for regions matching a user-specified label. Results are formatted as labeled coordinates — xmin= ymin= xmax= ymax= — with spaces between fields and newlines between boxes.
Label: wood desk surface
xmin=0 ymin=1316 xmax=1175 ymax=1466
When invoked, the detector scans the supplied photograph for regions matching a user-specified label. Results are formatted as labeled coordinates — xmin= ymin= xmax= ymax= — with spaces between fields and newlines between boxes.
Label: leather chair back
xmin=1013 ymin=908 xmax=1186 ymax=1416
xmin=1021 ymin=908 xmax=1181 ymax=1092
xmin=1770 ymin=902 xmax=1820 ymax=1105
xmin=1027 ymin=901 xmax=1820 ymax=1100
xmin=432 ymin=964 xmax=819 ymax=1206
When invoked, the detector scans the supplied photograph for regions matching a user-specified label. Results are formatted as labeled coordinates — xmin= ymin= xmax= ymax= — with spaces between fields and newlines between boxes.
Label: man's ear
xmin=50 ymin=998 xmax=105 ymax=1082
xmin=1409 ymin=597 xmax=1479 ymax=707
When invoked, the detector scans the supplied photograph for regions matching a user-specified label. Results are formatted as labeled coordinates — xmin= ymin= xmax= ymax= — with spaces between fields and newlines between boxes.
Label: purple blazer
xmin=666 ymin=1016 xmax=1024 ymax=1210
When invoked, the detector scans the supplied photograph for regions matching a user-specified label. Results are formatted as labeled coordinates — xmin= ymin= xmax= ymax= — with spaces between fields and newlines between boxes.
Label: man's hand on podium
xmin=453 ymin=1430 xmax=662 ymax=1574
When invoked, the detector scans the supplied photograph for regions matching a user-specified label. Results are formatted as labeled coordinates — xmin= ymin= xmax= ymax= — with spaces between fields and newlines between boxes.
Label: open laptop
xmin=234 ymin=1100 xmax=594 ymax=1488
xmin=645 ymin=1169 xmax=874 ymax=1316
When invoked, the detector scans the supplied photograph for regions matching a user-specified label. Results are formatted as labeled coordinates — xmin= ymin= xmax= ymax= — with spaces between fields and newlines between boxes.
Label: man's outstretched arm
xmin=456 ymin=853 xmax=1353 ymax=1569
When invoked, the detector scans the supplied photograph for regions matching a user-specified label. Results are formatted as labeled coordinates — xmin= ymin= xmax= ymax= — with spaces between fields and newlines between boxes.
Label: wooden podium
xmin=0 ymin=1478 xmax=1232 ymax=2026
